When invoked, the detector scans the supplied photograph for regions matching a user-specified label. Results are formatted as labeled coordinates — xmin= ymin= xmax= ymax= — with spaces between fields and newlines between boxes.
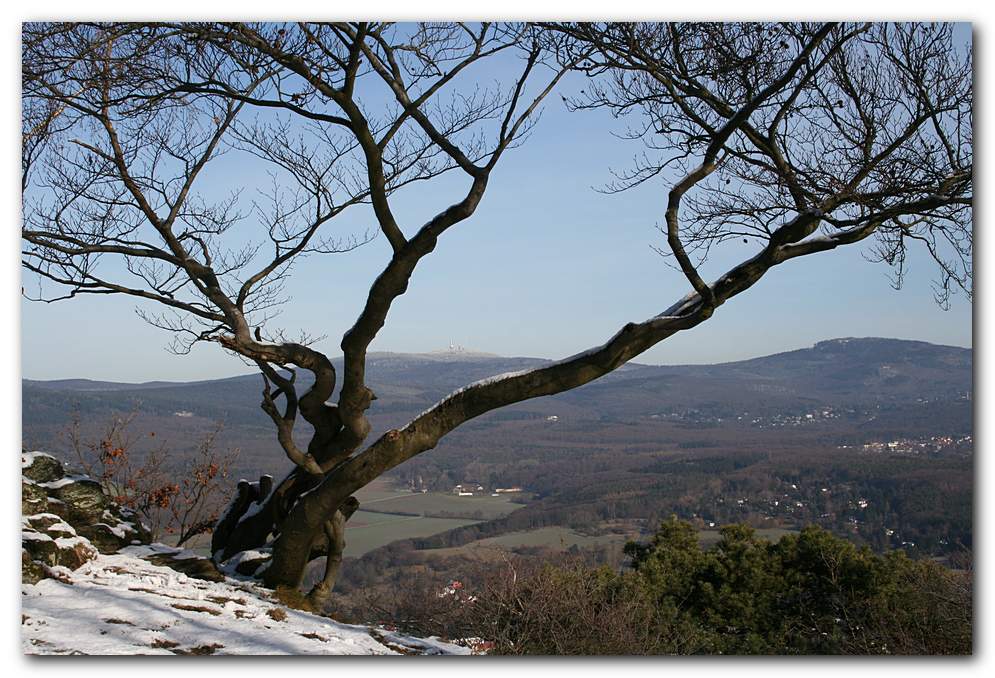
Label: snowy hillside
xmin=21 ymin=450 xmax=472 ymax=656
xmin=22 ymin=545 xmax=471 ymax=656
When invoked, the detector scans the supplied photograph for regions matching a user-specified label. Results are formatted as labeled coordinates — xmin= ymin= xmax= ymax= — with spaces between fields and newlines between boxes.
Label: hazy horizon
xmin=20 ymin=24 xmax=973 ymax=383
xmin=21 ymin=333 xmax=973 ymax=384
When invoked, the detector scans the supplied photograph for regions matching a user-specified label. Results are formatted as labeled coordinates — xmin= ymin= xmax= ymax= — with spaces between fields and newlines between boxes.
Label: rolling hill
xmin=22 ymin=337 xmax=972 ymax=480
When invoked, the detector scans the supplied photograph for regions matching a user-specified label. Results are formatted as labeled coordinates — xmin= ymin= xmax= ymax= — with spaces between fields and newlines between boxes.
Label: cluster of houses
xmin=451 ymin=484 xmax=523 ymax=497
xmin=853 ymin=434 xmax=972 ymax=457
xmin=745 ymin=406 xmax=844 ymax=429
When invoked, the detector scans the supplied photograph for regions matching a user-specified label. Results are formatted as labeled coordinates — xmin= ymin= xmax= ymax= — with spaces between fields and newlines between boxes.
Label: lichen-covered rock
xmin=18 ymin=452 xmax=250 ymax=592
xmin=22 ymin=452 xmax=153 ymax=584
xmin=22 ymin=549 xmax=46 ymax=585
xmin=46 ymin=477 xmax=109 ymax=524
xmin=21 ymin=451 xmax=65 ymax=483
xmin=24 ymin=513 xmax=76 ymax=535
xmin=77 ymin=509 xmax=149 ymax=554
xmin=22 ymin=479 xmax=49 ymax=515
xmin=22 ymin=528 xmax=97 ymax=571
xmin=76 ymin=524 xmax=126 ymax=554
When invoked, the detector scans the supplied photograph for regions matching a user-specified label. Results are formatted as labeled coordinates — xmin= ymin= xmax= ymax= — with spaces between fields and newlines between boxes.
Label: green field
xmin=182 ymin=480 xmax=520 ymax=559
xmin=344 ymin=510 xmax=481 ymax=557
xmin=352 ymin=478 xmax=410 ymax=503
xmin=186 ymin=477 xmax=799 ymax=561
xmin=354 ymin=483 xmax=525 ymax=521
xmin=340 ymin=480 xmax=527 ymax=557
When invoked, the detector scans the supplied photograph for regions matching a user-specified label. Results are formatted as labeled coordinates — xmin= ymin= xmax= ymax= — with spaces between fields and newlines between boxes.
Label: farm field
xmin=183 ymin=479 xmax=519 ymax=559
xmin=352 ymin=477 xmax=410 ymax=503
xmin=344 ymin=510 xmax=481 ymax=557
xmin=343 ymin=480 xmax=527 ymax=556
xmin=354 ymin=485 xmax=526 ymax=521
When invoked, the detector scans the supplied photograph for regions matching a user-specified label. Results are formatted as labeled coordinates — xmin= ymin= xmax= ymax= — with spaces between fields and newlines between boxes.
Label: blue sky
xmin=19 ymin=28 xmax=973 ymax=383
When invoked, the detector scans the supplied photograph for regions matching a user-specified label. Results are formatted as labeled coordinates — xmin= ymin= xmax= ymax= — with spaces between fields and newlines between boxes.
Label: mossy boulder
xmin=22 ymin=528 xmax=97 ymax=571
xmin=21 ymin=480 xmax=49 ymax=515
xmin=77 ymin=508 xmax=150 ymax=554
xmin=22 ymin=452 xmax=152 ymax=584
xmin=20 ymin=452 xmax=230 ymax=589
xmin=21 ymin=452 xmax=65 ymax=483
xmin=24 ymin=513 xmax=75 ymax=534
xmin=47 ymin=478 xmax=109 ymax=524
xmin=22 ymin=549 xmax=47 ymax=585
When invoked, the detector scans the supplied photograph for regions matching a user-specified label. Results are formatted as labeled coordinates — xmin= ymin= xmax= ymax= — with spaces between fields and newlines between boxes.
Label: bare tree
xmin=551 ymin=23 xmax=971 ymax=306
xmin=21 ymin=22 xmax=971 ymax=605
xmin=65 ymin=409 xmax=238 ymax=546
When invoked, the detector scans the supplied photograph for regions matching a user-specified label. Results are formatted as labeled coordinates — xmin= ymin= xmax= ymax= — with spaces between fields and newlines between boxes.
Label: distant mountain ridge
xmin=23 ymin=337 xmax=971 ymax=409
xmin=25 ymin=378 xmax=195 ymax=392
xmin=22 ymin=338 xmax=973 ymax=480
xmin=24 ymin=336 xmax=971 ymax=390
xmin=22 ymin=337 xmax=971 ymax=463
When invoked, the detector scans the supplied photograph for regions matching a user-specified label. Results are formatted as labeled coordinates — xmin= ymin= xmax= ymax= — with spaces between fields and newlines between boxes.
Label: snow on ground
xmin=21 ymin=547 xmax=470 ymax=656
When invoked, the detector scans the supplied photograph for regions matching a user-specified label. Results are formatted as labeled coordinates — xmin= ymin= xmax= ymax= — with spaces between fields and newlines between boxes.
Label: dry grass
xmin=266 ymin=607 xmax=288 ymax=622
xmin=170 ymin=603 xmax=222 ymax=616
xmin=272 ymin=585 xmax=315 ymax=612
xmin=299 ymin=632 xmax=328 ymax=642
xmin=149 ymin=638 xmax=179 ymax=649
xmin=171 ymin=643 xmax=224 ymax=655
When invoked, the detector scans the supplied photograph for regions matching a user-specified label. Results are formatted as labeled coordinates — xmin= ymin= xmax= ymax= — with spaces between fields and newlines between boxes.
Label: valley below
xmin=22 ymin=336 xmax=974 ymax=603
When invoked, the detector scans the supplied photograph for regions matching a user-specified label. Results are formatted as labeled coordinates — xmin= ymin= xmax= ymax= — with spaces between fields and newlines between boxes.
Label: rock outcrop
xmin=21 ymin=451 xmax=478 ymax=656
xmin=23 ymin=451 xmax=152 ymax=556
xmin=21 ymin=451 xmax=219 ymax=583
xmin=22 ymin=512 xmax=99 ymax=581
